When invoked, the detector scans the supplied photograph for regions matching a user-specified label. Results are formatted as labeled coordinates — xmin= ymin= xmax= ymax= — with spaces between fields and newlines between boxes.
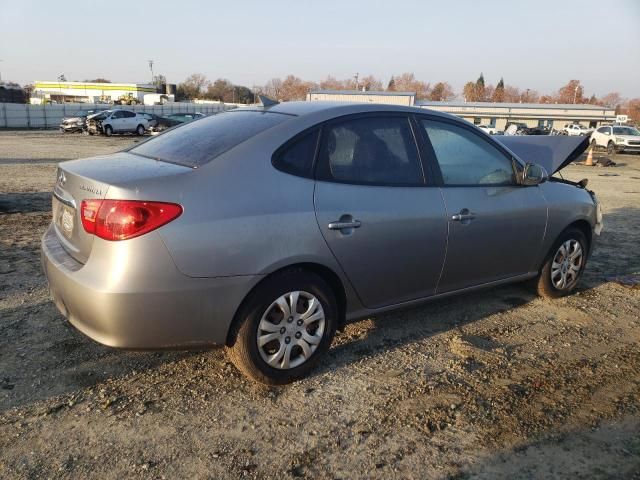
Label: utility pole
xmin=0 ymin=59 xmax=3 ymax=83
xmin=353 ymin=72 xmax=359 ymax=91
xmin=148 ymin=60 xmax=154 ymax=84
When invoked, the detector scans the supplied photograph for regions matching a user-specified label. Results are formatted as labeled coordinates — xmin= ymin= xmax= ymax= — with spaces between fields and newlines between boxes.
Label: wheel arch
xmin=225 ymin=262 xmax=348 ymax=346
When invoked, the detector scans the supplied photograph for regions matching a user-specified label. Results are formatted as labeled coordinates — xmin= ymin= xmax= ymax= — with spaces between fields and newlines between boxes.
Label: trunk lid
xmin=52 ymin=152 xmax=191 ymax=264
xmin=494 ymin=135 xmax=589 ymax=174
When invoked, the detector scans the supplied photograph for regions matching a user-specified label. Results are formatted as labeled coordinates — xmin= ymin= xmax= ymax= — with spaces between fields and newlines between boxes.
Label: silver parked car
xmin=42 ymin=102 xmax=602 ymax=384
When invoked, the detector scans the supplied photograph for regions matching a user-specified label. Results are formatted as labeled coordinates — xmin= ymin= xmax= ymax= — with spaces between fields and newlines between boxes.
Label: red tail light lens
xmin=80 ymin=199 xmax=182 ymax=241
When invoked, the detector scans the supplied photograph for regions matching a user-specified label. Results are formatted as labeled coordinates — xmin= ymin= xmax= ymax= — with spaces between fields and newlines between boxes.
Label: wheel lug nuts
xmin=285 ymin=337 xmax=291 ymax=344
xmin=280 ymin=327 xmax=286 ymax=334
xmin=295 ymin=332 xmax=302 ymax=339
xmin=287 ymin=317 xmax=293 ymax=323
xmin=297 ymin=319 xmax=303 ymax=326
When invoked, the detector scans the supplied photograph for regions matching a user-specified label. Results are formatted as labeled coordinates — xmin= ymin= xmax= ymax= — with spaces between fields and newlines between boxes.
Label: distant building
xmin=418 ymin=101 xmax=616 ymax=131
xmin=307 ymin=90 xmax=416 ymax=106
xmin=306 ymin=89 xmax=616 ymax=130
xmin=30 ymin=81 xmax=157 ymax=104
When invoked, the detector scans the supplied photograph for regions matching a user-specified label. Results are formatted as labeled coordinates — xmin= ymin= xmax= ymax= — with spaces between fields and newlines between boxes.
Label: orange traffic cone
xmin=585 ymin=146 xmax=594 ymax=166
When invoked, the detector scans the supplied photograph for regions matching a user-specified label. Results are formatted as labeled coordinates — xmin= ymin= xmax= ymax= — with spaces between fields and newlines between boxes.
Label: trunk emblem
xmin=57 ymin=170 xmax=66 ymax=187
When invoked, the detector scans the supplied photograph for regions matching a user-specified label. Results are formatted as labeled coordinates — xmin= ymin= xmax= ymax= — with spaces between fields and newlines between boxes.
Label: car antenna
xmin=257 ymin=95 xmax=279 ymax=108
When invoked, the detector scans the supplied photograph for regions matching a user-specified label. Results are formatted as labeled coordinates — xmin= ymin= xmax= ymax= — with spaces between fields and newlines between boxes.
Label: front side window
xmin=317 ymin=116 xmax=423 ymax=185
xmin=421 ymin=119 xmax=515 ymax=186
xmin=111 ymin=111 xmax=124 ymax=119
xmin=123 ymin=111 xmax=136 ymax=118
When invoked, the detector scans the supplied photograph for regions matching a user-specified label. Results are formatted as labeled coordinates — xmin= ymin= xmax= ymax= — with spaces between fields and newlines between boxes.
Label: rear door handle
xmin=328 ymin=220 xmax=361 ymax=230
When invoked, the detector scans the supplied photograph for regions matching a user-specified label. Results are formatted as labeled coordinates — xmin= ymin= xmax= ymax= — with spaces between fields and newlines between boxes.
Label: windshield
xmin=613 ymin=126 xmax=640 ymax=136
xmin=129 ymin=111 xmax=291 ymax=167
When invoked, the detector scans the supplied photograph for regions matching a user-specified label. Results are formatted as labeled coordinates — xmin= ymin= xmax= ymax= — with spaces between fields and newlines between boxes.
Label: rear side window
xmin=272 ymin=129 xmax=319 ymax=177
xmin=421 ymin=119 xmax=515 ymax=186
xmin=316 ymin=116 xmax=423 ymax=185
xmin=124 ymin=111 xmax=136 ymax=118
xmin=130 ymin=111 xmax=290 ymax=167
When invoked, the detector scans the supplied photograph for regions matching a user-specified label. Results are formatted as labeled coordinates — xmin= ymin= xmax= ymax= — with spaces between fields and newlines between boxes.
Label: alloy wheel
xmin=550 ymin=239 xmax=583 ymax=290
xmin=257 ymin=291 xmax=325 ymax=370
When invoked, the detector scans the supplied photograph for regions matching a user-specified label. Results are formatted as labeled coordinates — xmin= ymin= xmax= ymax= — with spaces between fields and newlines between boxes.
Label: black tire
xmin=607 ymin=141 xmax=615 ymax=155
xmin=590 ymin=138 xmax=597 ymax=150
xmin=104 ymin=125 xmax=113 ymax=137
xmin=136 ymin=124 xmax=145 ymax=136
xmin=226 ymin=270 xmax=338 ymax=385
xmin=534 ymin=227 xmax=588 ymax=299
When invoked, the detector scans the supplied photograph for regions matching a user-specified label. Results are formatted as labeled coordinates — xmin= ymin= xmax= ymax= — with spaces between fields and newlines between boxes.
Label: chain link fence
xmin=0 ymin=102 xmax=237 ymax=129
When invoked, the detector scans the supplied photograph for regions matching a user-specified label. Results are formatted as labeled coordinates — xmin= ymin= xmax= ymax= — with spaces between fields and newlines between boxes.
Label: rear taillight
xmin=80 ymin=199 xmax=182 ymax=241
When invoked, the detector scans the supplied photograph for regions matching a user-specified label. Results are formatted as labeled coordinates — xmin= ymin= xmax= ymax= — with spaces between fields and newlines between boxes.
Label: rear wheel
xmin=104 ymin=125 xmax=113 ymax=137
xmin=534 ymin=227 xmax=588 ymax=298
xmin=226 ymin=270 xmax=337 ymax=385
xmin=590 ymin=138 xmax=597 ymax=149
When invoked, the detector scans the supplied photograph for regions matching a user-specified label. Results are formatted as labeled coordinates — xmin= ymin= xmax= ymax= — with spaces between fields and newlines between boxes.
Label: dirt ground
xmin=1 ymin=131 xmax=639 ymax=479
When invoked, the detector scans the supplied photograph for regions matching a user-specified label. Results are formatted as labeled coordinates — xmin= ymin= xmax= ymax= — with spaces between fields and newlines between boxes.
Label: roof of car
xmin=229 ymin=101 xmax=454 ymax=119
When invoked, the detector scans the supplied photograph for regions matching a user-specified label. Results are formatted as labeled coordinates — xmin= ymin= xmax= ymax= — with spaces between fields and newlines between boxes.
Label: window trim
xmin=413 ymin=114 xmax=523 ymax=188
xmin=313 ymin=112 xmax=428 ymax=188
xmin=271 ymin=127 xmax=321 ymax=179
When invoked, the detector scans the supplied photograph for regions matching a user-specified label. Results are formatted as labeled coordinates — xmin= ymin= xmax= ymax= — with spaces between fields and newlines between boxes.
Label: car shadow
xmin=451 ymin=417 xmax=640 ymax=479
xmin=0 ymin=192 xmax=52 ymax=214
xmin=0 ymin=299 xmax=202 ymax=413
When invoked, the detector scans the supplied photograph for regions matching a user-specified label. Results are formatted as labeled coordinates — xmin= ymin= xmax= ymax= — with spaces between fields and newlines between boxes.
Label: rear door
xmin=313 ymin=114 xmax=448 ymax=308
xmin=416 ymin=116 xmax=547 ymax=293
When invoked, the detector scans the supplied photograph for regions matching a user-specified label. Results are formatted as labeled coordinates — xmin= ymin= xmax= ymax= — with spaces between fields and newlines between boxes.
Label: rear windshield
xmin=129 ymin=111 xmax=291 ymax=167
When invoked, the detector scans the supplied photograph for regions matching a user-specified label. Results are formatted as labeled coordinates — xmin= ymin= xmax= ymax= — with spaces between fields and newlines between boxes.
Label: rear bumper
xmin=41 ymin=224 xmax=258 ymax=349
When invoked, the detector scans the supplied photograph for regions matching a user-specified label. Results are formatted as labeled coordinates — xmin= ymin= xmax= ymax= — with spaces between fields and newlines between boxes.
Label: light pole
xmin=573 ymin=84 xmax=579 ymax=104
xmin=148 ymin=60 xmax=154 ymax=84
xmin=0 ymin=59 xmax=3 ymax=83
xmin=353 ymin=72 xmax=359 ymax=91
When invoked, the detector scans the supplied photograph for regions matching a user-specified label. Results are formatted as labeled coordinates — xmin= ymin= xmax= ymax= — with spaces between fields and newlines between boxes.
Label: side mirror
xmin=522 ymin=163 xmax=548 ymax=186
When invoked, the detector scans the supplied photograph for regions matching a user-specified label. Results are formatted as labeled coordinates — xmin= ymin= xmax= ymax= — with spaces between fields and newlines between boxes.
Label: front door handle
xmin=451 ymin=209 xmax=476 ymax=222
xmin=328 ymin=220 xmax=361 ymax=230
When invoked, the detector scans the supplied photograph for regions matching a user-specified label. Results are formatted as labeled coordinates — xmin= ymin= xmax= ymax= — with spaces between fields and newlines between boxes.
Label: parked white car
xmin=563 ymin=124 xmax=592 ymax=136
xmin=100 ymin=110 xmax=149 ymax=136
xmin=478 ymin=124 xmax=498 ymax=135
xmin=590 ymin=125 xmax=640 ymax=154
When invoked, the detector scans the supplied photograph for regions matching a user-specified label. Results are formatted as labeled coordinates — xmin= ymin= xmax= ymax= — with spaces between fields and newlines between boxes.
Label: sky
xmin=1 ymin=0 xmax=639 ymax=98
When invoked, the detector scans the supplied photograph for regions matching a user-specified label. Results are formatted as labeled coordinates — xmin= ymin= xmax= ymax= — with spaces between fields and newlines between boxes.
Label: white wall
xmin=0 ymin=102 xmax=233 ymax=129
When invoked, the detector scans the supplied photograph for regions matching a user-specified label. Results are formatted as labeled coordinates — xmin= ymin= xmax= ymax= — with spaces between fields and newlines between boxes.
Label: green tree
xmin=492 ymin=77 xmax=505 ymax=102
xmin=387 ymin=76 xmax=396 ymax=91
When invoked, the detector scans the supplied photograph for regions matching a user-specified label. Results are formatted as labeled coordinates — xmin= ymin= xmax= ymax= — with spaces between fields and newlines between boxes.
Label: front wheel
xmin=136 ymin=124 xmax=145 ymax=136
xmin=226 ymin=270 xmax=338 ymax=385
xmin=607 ymin=141 xmax=616 ymax=155
xmin=534 ymin=227 xmax=588 ymax=298
xmin=104 ymin=125 xmax=113 ymax=137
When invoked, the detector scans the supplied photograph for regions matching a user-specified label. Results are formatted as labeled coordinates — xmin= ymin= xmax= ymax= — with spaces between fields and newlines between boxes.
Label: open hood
xmin=494 ymin=135 xmax=590 ymax=174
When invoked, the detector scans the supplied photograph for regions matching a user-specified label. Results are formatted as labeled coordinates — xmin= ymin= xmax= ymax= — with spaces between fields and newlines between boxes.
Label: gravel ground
xmin=1 ymin=131 xmax=639 ymax=479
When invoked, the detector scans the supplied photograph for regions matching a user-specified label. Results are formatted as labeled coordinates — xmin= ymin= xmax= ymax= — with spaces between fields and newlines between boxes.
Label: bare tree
xmin=178 ymin=73 xmax=208 ymax=100
xmin=263 ymin=78 xmax=283 ymax=99
xmin=429 ymin=82 xmax=455 ymax=101
xmin=600 ymin=92 xmax=623 ymax=109
xmin=392 ymin=73 xmax=430 ymax=99
xmin=557 ymin=80 xmax=584 ymax=104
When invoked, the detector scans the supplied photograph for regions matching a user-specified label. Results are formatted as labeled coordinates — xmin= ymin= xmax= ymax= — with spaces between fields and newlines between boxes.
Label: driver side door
xmin=417 ymin=117 xmax=548 ymax=293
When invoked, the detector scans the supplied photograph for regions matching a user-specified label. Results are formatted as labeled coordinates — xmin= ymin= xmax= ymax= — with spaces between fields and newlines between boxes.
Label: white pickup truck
xmin=563 ymin=124 xmax=593 ymax=136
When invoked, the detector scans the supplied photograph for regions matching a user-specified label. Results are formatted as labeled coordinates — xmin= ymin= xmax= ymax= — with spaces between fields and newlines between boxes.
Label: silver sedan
xmin=42 ymin=101 xmax=601 ymax=384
